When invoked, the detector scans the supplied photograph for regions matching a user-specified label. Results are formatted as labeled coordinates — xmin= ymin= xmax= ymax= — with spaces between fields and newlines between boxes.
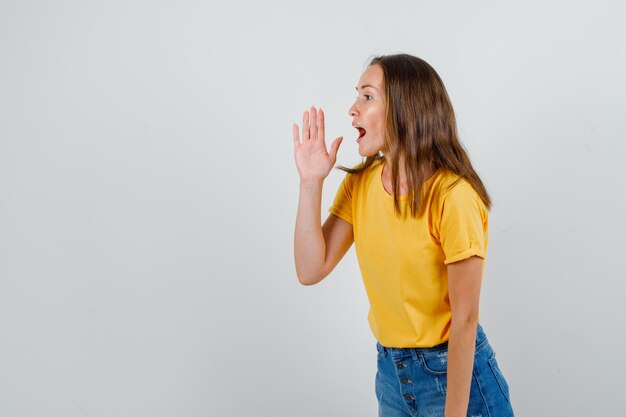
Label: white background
xmin=1 ymin=1 xmax=625 ymax=416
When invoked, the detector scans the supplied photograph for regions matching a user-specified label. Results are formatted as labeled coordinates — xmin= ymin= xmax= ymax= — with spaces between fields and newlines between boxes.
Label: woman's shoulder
xmin=432 ymin=167 xmax=461 ymax=188
xmin=432 ymin=169 xmax=478 ymax=200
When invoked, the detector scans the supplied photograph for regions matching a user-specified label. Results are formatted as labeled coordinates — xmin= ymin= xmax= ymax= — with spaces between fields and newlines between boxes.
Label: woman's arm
xmin=444 ymin=255 xmax=484 ymax=417
xmin=293 ymin=106 xmax=350 ymax=285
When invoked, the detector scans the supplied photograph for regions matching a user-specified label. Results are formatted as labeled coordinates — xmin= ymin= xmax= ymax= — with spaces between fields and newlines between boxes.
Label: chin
xmin=358 ymin=147 xmax=383 ymax=158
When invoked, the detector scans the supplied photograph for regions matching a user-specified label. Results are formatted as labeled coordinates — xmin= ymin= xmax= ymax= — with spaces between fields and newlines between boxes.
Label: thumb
xmin=329 ymin=136 xmax=343 ymax=160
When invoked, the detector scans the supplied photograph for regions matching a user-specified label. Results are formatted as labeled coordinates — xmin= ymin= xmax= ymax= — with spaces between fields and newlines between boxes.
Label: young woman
xmin=293 ymin=54 xmax=514 ymax=417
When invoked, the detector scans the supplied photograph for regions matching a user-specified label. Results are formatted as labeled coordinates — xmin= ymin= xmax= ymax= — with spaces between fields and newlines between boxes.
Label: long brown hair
xmin=338 ymin=54 xmax=491 ymax=217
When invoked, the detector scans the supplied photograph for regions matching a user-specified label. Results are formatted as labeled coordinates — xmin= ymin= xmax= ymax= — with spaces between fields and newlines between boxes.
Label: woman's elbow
xmin=296 ymin=269 xmax=327 ymax=286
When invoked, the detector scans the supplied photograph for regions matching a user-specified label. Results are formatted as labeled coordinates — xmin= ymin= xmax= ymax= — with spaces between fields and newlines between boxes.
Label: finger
xmin=310 ymin=106 xmax=318 ymax=141
xmin=302 ymin=110 xmax=310 ymax=141
xmin=293 ymin=123 xmax=300 ymax=146
xmin=329 ymin=136 xmax=343 ymax=160
xmin=318 ymin=108 xmax=325 ymax=142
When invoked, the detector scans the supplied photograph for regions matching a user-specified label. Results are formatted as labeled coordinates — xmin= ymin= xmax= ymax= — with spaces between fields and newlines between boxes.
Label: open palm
xmin=293 ymin=106 xmax=343 ymax=182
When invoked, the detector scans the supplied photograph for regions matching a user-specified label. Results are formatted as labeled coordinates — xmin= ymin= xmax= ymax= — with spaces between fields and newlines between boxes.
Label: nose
xmin=348 ymin=100 xmax=359 ymax=117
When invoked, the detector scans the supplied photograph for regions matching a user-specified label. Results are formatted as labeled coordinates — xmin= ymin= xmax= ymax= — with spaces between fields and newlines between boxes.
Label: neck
xmin=383 ymin=158 xmax=434 ymax=184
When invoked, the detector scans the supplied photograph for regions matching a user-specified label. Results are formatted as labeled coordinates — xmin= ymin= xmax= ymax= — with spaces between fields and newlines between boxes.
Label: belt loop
xmin=411 ymin=348 xmax=421 ymax=363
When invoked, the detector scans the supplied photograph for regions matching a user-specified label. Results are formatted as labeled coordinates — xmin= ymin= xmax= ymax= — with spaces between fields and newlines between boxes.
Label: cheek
xmin=374 ymin=107 xmax=385 ymax=130
xmin=374 ymin=115 xmax=385 ymax=136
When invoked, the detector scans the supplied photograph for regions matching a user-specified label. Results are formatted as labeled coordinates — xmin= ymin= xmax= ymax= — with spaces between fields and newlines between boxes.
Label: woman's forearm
xmin=444 ymin=320 xmax=478 ymax=417
xmin=294 ymin=179 xmax=326 ymax=285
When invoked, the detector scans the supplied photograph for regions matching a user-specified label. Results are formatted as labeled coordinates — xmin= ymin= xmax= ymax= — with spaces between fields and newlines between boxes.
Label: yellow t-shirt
xmin=329 ymin=159 xmax=488 ymax=348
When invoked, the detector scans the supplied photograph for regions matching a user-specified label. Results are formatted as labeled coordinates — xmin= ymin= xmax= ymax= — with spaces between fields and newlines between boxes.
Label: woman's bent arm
xmin=293 ymin=106 xmax=350 ymax=285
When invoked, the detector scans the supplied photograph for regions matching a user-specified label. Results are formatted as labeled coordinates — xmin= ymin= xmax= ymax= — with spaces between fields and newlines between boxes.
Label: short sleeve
xmin=439 ymin=181 xmax=488 ymax=265
xmin=328 ymin=172 xmax=355 ymax=225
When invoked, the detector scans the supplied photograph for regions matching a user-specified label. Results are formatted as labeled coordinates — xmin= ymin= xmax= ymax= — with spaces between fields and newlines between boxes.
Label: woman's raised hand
xmin=293 ymin=106 xmax=343 ymax=182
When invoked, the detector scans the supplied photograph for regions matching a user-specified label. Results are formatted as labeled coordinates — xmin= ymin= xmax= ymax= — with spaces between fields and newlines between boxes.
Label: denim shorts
xmin=375 ymin=324 xmax=514 ymax=417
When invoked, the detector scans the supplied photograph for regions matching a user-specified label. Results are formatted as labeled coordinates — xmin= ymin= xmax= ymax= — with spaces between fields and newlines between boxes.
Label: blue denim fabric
xmin=375 ymin=324 xmax=514 ymax=417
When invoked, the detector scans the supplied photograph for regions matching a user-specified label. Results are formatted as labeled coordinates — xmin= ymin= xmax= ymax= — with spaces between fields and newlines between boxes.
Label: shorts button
xmin=401 ymin=377 xmax=412 ymax=384
xmin=404 ymin=394 xmax=414 ymax=401
xmin=396 ymin=362 xmax=406 ymax=369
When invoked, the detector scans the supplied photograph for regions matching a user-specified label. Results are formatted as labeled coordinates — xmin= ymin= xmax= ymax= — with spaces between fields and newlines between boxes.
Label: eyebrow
xmin=355 ymin=84 xmax=379 ymax=91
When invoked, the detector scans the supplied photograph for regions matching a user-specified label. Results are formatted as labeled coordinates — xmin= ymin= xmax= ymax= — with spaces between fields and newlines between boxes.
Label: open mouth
xmin=356 ymin=127 xmax=366 ymax=141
